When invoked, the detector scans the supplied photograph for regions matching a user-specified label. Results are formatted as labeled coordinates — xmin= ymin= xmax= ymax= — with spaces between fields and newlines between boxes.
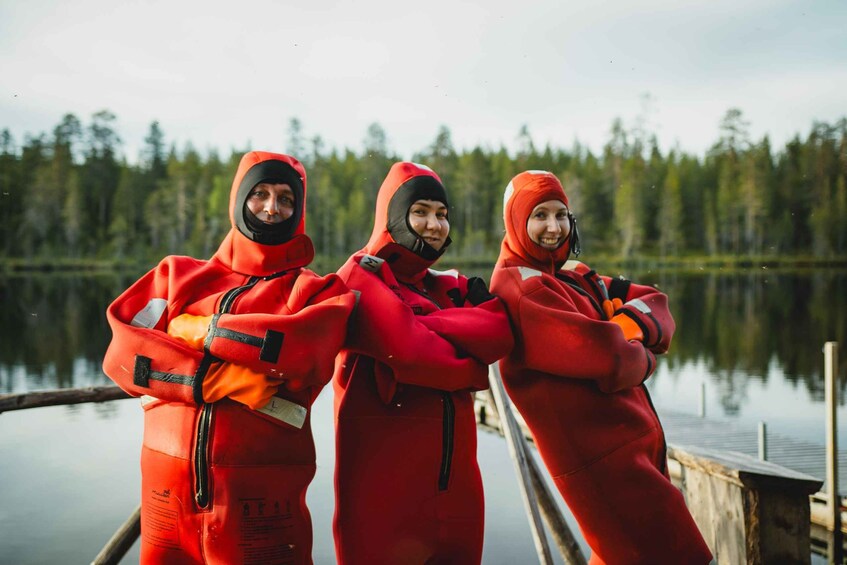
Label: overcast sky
xmin=1 ymin=0 xmax=845 ymax=163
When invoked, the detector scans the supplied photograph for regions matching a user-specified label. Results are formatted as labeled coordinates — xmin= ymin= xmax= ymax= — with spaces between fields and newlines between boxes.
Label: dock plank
xmin=656 ymin=407 xmax=846 ymax=493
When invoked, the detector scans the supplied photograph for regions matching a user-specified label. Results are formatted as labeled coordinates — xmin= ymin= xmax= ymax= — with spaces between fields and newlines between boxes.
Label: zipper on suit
xmin=194 ymin=403 xmax=214 ymax=508
xmin=439 ymin=391 xmax=455 ymax=491
xmin=402 ymin=283 xmax=457 ymax=490
xmin=559 ymin=276 xmax=606 ymax=319
xmin=194 ymin=275 xmax=260 ymax=509
xmin=640 ymin=384 xmax=668 ymax=475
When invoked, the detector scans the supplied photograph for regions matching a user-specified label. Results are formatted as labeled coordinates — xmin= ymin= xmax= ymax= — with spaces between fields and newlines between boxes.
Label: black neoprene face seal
xmin=234 ymin=160 xmax=304 ymax=245
xmin=386 ymin=175 xmax=451 ymax=260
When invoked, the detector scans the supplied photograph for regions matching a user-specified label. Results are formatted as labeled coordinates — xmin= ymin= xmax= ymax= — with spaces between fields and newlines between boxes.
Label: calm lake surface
xmin=1 ymin=268 xmax=845 ymax=564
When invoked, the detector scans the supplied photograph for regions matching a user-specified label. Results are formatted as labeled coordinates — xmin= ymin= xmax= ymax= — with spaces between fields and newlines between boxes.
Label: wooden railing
xmin=3 ymin=345 xmax=839 ymax=565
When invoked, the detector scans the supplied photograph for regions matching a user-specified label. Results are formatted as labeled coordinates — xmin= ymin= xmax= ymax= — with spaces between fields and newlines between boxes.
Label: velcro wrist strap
xmin=608 ymin=278 xmax=631 ymax=301
xmin=205 ymin=314 xmax=285 ymax=364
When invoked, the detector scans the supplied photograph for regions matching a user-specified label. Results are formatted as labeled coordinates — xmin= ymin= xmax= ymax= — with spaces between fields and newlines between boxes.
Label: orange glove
xmin=602 ymin=298 xmax=623 ymax=320
xmin=167 ymin=314 xmax=213 ymax=350
xmin=610 ymin=311 xmax=644 ymax=342
xmin=202 ymin=362 xmax=284 ymax=409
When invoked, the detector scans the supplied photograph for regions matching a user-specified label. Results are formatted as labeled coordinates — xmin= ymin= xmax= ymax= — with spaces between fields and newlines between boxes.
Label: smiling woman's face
xmin=407 ymin=199 xmax=449 ymax=250
xmin=526 ymin=199 xmax=570 ymax=250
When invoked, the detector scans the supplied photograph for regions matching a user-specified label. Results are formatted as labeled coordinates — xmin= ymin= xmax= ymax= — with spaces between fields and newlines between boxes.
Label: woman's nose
xmin=546 ymin=218 xmax=560 ymax=232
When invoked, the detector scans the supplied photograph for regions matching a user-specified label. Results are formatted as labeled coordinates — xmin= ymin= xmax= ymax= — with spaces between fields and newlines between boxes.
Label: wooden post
xmin=488 ymin=365 xmax=554 ymax=565
xmin=669 ymin=444 xmax=822 ymax=564
xmin=758 ymin=421 xmax=767 ymax=461
xmin=91 ymin=504 xmax=141 ymax=565
xmin=825 ymin=341 xmax=842 ymax=564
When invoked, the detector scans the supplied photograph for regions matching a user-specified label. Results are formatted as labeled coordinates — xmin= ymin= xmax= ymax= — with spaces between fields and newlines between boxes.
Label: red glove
xmin=202 ymin=362 xmax=283 ymax=409
xmin=167 ymin=314 xmax=213 ymax=350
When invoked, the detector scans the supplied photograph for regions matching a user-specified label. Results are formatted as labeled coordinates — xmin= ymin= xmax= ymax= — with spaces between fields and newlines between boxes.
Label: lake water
xmin=1 ymin=268 xmax=845 ymax=564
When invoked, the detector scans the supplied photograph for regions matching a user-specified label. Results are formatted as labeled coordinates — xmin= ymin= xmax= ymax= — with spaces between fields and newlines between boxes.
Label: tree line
xmin=1 ymin=109 xmax=845 ymax=266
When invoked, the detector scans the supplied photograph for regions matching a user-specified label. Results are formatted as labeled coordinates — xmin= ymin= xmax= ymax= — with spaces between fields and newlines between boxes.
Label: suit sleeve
xmin=204 ymin=272 xmax=356 ymax=392
xmin=340 ymin=262 xmax=488 ymax=392
xmin=603 ymin=275 xmax=676 ymax=353
xmin=102 ymin=259 xmax=205 ymax=404
xmin=415 ymin=292 xmax=514 ymax=365
xmin=513 ymin=275 xmax=656 ymax=393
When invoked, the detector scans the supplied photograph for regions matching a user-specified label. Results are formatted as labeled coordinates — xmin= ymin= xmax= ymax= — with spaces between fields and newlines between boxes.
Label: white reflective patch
xmin=627 ymin=298 xmax=651 ymax=314
xmin=527 ymin=170 xmax=552 ymax=175
xmin=140 ymin=395 xmax=158 ymax=406
xmin=428 ymin=268 xmax=459 ymax=279
xmin=131 ymin=298 xmax=168 ymax=329
xmin=562 ymin=260 xmax=584 ymax=272
xmin=502 ymin=181 xmax=515 ymax=219
xmin=256 ymin=396 xmax=307 ymax=429
xmin=410 ymin=162 xmax=433 ymax=173
xmin=518 ymin=267 xmax=542 ymax=281
xmin=359 ymin=254 xmax=384 ymax=273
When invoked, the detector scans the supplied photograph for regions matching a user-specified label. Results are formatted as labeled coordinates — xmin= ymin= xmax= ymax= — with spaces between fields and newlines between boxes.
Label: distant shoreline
xmin=3 ymin=255 xmax=846 ymax=275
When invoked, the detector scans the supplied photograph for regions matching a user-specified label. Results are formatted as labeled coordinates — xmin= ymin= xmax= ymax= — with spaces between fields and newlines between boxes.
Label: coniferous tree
xmin=1 ymin=109 xmax=846 ymax=264
xmin=658 ymin=153 xmax=684 ymax=257
xmin=0 ymin=130 xmax=21 ymax=257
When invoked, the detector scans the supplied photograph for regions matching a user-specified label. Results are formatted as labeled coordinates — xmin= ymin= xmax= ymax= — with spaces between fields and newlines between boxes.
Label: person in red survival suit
xmin=332 ymin=162 xmax=513 ymax=564
xmin=102 ymin=151 xmax=355 ymax=565
xmin=489 ymin=171 xmax=712 ymax=565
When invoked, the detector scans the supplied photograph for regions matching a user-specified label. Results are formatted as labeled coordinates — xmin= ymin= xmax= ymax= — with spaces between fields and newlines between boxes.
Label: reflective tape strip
xmin=627 ymin=298 xmax=651 ymax=314
xmin=140 ymin=395 xmax=158 ymax=406
xmin=256 ymin=396 xmax=307 ymax=429
xmin=502 ymin=181 xmax=515 ymax=217
xmin=427 ymin=268 xmax=459 ymax=279
xmin=518 ymin=266 xmax=542 ymax=281
xmin=130 ymin=298 xmax=168 ymax=329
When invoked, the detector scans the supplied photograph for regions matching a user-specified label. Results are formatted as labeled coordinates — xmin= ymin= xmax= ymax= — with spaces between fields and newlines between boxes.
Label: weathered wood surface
xmin=670 ymin=444 xmax=821 ymax=565
xmin=526 ymin=447 xmax=587 ymax=565
xmin=0 ymin=385 xmax=131 ymax=414
xmin=487 ymin=367 xmax=555 ymax=565
xmin=90 ymin=504 xmax=141 ymax=565
xmin=659 ymin=408 xmax=846 ymax=494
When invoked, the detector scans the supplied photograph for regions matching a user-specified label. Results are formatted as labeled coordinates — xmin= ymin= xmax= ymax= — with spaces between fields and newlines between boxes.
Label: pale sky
xmin=1 ymin=0 xmax=845 ymax=162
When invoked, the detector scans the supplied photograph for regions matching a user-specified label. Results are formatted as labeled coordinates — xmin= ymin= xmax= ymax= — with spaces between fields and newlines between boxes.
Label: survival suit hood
xmin=212 ymin=151 xmax=314 ymax=277
xmin=363 ymin=161 xmax=452 ymax=282
xmin=500 ymin=170 xmax=580 ymax=273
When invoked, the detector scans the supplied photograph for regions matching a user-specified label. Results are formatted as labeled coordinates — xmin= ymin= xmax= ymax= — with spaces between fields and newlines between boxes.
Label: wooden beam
xmin=526 ymin=447 xmax=588 ymax=565
xmin=488 ymin=365 xmax=554 ymax=564
xmin=0 ymin=386 xmax=131 ymax=414
xmin=91 ymin=504 xmax=141 ymax=565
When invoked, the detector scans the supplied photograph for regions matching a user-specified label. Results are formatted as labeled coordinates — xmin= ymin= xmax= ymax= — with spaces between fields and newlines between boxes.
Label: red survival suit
xmin=490 ymin=171 xmax=712 ymax=565
xmin=332 ymin=162 xmax=513 ymax=564
xmin=103 ymin=151 xmax=355 ymax=564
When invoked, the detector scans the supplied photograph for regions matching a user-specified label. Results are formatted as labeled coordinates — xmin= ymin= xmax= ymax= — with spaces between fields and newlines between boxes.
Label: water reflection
xmin=0 ymin=272 xmax=138 ymax=392
xmin=1 ymin=270 xmax=846 ymax=414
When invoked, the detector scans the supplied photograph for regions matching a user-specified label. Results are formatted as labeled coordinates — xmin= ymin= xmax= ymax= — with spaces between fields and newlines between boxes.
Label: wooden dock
xmin=656 ymin=407 xmax=845 ymax=494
